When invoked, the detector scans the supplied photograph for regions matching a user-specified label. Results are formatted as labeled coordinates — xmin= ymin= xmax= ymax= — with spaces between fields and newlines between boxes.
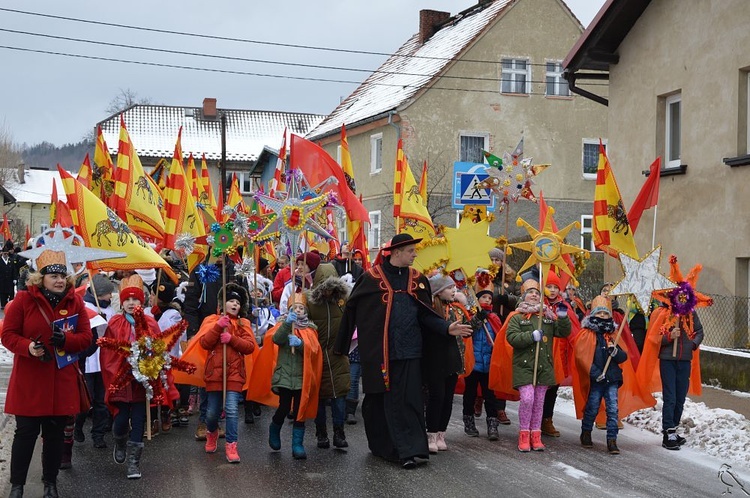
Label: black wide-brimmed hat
xmin=385 ymin=233 xmax=423 ymax=252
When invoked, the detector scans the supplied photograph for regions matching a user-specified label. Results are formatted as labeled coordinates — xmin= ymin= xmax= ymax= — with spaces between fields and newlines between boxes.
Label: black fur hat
xmin=220 ymin=283 xmax=249 ymax=317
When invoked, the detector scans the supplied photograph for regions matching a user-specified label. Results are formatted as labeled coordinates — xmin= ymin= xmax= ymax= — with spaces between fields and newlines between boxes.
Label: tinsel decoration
xmin=232 ymin=213 xmax=250 ymax=238
xmin=210 ymin=222 xmax=222 ymax=233
xmin=234 ymin=257 xmax=256 ymax=278
xmin=196 ymin=263 xmax=220 ymax=284
xmin=206 ymin=234 xmax=215 ymax=246
xmin=174 ymin=233 xmax=196 ymax=257
xmin=97 ymin=307 xmax=195 ymax=402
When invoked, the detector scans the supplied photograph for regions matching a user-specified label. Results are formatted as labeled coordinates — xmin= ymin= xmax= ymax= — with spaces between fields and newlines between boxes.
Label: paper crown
xmin=37 ymin=250 xmax=68 ymax=275
xmin=289 ymin=291 xmax=307 ymax=308
xmin=120 ymin=274 xmax=145 ymax=303
xmin=474 ymin=270 xmax=494 ymax=298
xmin=590 ymin=295 xmax=612 ymax=316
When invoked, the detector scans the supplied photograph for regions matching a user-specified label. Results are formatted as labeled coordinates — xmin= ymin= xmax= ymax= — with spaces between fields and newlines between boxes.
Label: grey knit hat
xmin=91 ymin=274 xmax=115 ymax=297
xmin=488 ymin=247 xmax=503 ymax=259
xmin=429 ymin=274 xmax=455 ymax=296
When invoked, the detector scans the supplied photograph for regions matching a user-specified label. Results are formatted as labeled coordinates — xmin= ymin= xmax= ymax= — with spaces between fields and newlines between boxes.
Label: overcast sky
xmin=0 ymin=0 xmax=606 ymax=147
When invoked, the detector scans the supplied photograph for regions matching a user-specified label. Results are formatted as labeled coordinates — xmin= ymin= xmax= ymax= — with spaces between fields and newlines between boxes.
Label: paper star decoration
xmin=443 ymin=217 xmax=499 ymax=276
xmin=510 ymin=212 xmax=583 ymax=287
xmin=19 ymin=225 xmax=126 ymax=276
xmin=610 ymin=246 xmax=677 ymax=313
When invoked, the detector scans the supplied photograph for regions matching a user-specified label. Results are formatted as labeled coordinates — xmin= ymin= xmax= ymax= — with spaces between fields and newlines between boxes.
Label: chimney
xmin=17 ymin=161 xmax=24 ymax=184
xmin=203 ymin=98 xmax=217 ymax=119
xmin=419 ymin=9 xmax=450 ymax=44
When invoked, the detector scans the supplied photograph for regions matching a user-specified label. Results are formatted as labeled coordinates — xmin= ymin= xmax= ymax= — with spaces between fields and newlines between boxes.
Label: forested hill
xmin=21 ymin=140 xmax=93 ymax=171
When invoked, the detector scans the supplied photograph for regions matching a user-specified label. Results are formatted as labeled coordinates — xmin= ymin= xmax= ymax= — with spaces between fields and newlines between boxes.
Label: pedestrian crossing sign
xmin=452 ymin=162 xmax=494 ymax=209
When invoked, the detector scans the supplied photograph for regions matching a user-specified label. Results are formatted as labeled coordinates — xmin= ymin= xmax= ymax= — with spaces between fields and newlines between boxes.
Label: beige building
xmin=308 ymin=0 xmax=607 ymax=257
xmin=1 ymin=163 xmax=64 ymax=243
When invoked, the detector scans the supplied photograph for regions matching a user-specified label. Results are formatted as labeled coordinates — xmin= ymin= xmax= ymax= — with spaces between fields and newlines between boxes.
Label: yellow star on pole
xmin=510 ymin=209 xmax=583 ymax=286
xmin=443 ymin=217 xmax=499 ymax=276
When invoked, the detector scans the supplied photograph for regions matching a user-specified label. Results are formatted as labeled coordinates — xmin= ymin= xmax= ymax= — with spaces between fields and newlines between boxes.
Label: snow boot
xmin=269 ymin=421 xmax=282 ymax=451
xmin=333 ymin=425 xmax=348 ymax=448
xmin=487 ymin=417 xmax=500 ymax=441
xmin=126 ymin=441 xmax=144 ymax=479
xmin=662 ymin=429 xmax=680 ymax=450
xmin=580 ymin=430 xmax=593 ymax=448
xmin=436 ymin=431 xmax=448 ymax=451
xmin=517 ymin=430 xmax=531 ymax=452
xmin=530 ymin=430 xmax=546 ymax=451
xmin=292 ymin=426 xmax=307 ymax=460
xmin=8 ymin=484 xmax=23 ymax=498
xmin=541 ymin=417 xmax=560 ymax=437
xmin=463 ymin=415 xmax=479 ymax=437
xmin=113 ymin=434 xmax=128 ymax=464
xmin=427 ymin=432 xmax=438 ymax=454
xmin=497 ymin=410 xmax=511 ymax=425
xmin=316 ymin=423 xmax=330 ymax=449
xmin=42 ymin=480 xmax=59 ymax=498
xmin=607 ymin=438 xmax=620 ymax=455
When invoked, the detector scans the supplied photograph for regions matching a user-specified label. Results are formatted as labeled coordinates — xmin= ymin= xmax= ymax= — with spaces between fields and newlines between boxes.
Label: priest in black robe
xmin=335 ymin=233 xmax=472 ymax=469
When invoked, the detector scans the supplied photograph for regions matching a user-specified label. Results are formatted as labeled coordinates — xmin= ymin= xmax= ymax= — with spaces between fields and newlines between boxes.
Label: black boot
xmin=43 ymin=481 xmax=59 ymax=498
xmin=333 ymin=425 xmax=348 ymax=448
xmin=580 ymin=430 xmax=593 ymax=448
xmin=113 ymin=434 xmax=128 ymax=464
xmin=316 ymin=424 xmax=330 ymax=449
xmin=463 ymin=415 xmax=479 ymax=437
xmin=607 ymin=438 xmax=620 ymax=455
xmin=345 ymin=399 xmax=358 ymax=425
xmin=9 ymin=484 xmax=23 ymax=498
xmin=126 ymin=441 xmax=144 ymax=479
xmin=662 ymin=429 xmax=680 ymax=450
xmin=59 ymin=440 xmax=73 ymax=470
xmin=486 ymin=417 xmax=500 ymax=441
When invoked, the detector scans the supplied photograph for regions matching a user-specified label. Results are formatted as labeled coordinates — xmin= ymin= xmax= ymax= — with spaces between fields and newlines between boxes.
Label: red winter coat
xmin=1 ymin=285 xmax=92 ymax=416
xmin=272 ymin=266 xmax=292 ymax=304
xmin=199 ymin=315 xmax=256 ymax=393
xmin=100 ymin=313 xmax=160 ymax=407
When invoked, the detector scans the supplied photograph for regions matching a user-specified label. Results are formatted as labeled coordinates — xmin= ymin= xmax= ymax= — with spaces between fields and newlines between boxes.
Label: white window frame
xmin=582 ymin=138 xmax=607 ymax=181
xmin=458 ymin=132 xmax=489 ymax=163
xmin=580 ymin=215 xmax=595 ymax=251
xmin=368 ymin=210 xmax=381 ymax=249
xmin=545 ymin=61 xmax=570 ymax=97
xmin=665 ymin=93 xmax=682 ymax=169
xmin=370 ymin=133 xmax=383 ymax=174
xmin=229 ymin=171 xmax=253 ymax=194
xmin=501 ymin=58 xmax=531 ymax=95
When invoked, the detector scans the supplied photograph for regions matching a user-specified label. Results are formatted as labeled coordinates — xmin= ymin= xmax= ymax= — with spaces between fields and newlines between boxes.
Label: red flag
xmin=215 ymin=181 xmax=225 ymax=222
xmin=24 ymin=225 xmax=30 ymax=245
xmin=269 ymin=128 xmax=287 ymax=197
xmin=539 ymin=191 xmax=575 ymax=289
xmin=0 ymin=213 xmax=11 ymax=242
xmin=289 ymin=134 xmax=369 ymax=223
xmin=628 ymin=157 xmax=661 ymax=234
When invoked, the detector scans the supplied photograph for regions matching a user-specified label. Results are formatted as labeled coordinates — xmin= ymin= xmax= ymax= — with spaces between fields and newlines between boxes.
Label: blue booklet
xmin=53 ymin=314 xmax=80 ymax=369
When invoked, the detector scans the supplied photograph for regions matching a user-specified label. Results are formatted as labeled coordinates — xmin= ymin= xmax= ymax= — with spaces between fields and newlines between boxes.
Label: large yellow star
xmin=510 ymin=211 xmax=583 ymax=286
xmin=443 ymin=217 xmax=499 ymax=275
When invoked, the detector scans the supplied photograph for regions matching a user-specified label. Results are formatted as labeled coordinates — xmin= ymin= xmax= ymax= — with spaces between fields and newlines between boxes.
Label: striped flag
xmin=93 ymin=126 xmax=115 ymax=207
xmin=227 ymin=173 xmax=248 ymax=213
xmin=269 ymin=128 xmax=287 ymax=197
xmin=339 ymin=124 xmax=366 ymax=246
xmin=393 ymin=139 xmax=407 ymax=219
xmin=593 ymin=142 xmax=639 ymax=259
xmin=393 ymin=140 xmax=434 ymax=238
xmin=200 ymin=154 xmax=218 ymax=216
xmin=185 ymin=154 xmax=215 ymax=227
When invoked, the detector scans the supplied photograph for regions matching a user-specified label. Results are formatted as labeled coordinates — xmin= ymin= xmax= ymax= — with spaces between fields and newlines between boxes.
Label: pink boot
xmin=518 ymin=430 xmax=530 ymax=452
xmin=531 ymin=430 xmax=546 ymax=451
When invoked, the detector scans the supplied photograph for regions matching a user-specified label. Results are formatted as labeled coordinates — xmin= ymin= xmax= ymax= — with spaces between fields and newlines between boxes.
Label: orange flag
xmin=57 ymin=166 xmax=177 ymax=282
xmin=50 ymin=179 xmax=73 ymax=228
xmin=227 ymin=173 xmax=247 ymax=213
xmin=1 ymin=213 xmax=11 ymax=242
xmin=24 ymin=225 xmax=30 ymax=245
xmin=628 ymin=157 xmax=661 ymax=234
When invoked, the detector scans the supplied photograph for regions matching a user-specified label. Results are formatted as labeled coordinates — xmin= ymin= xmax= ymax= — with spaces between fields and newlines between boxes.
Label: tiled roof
xmin=6 ymin=168 xmax=67 ymax=204
xmin=307 ymin=0 xmax=513 ymax=139
xmin=98 ymin=106 xmax=325 ymax=163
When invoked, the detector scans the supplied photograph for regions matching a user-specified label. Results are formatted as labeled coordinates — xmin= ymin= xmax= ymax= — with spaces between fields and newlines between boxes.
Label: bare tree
xmin=0 ymin=121 xmax=21 ymax=187
xmin=105 ymin=88 xmax=153 ymax=115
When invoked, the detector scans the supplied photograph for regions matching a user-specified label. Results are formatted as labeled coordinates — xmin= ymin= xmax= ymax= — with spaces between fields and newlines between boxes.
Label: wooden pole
xmin=596 ymin=316 xmax=628 ymax=382
xmin=499 ymin=205 xmax=511 ymax=317
xmin=221 ymin=256 xmax=227 ymax=407
xmin=532 ymin=263 xmax=543 ymax=386
xmin=146 ymin=397 xmax=151 ymax=441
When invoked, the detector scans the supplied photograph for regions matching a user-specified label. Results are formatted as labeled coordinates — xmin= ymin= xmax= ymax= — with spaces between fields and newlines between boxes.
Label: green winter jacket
xmin=271 ymin=320 xmax=317 ymax=393
xmin=506 ymin=310 xmax=571 ymax=388
xmin=306 ymin=264 xmax=351 ymax=399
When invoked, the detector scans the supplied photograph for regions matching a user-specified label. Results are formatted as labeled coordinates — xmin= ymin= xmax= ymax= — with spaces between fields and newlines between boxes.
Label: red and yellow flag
xmin=49 ymin=179 xmax=72 ymax=228
xmin=185 ymin=154 xmax=215 ymax=228
xmin=77 ymin=154 xmax=94 ymax=191
xmin=227 ymin=173 xmax=248 ymax=213
xmin=592 ymin=143 xmax=639 ymax=259
xmin=200 ymin=154 xmax=218 ymax=215
xmin=1 ymin=213 xmax=11 ymax=242
xmin=394 ymin=139 xmax=434 ymax=238
xmin=57 ymin=166 xmax=177 ymax=282
xmin=269 ymin=128 xmax=287 ymax=197
xmin=162 ymin=128 xmax=207 ymax=272
xmin=113 ymin=117 xmax=165 ymax=240
xmin=340 ymin=124 xmax=365 ymax=246
xmin=93 ymin=126 xmax=115 ymax=207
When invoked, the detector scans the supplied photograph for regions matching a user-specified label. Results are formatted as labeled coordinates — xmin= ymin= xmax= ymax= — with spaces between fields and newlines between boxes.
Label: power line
xmin=0 ymin=6 xmax=582 ymax=68
xmin=0 ymin=44 xmax=609 ymax=98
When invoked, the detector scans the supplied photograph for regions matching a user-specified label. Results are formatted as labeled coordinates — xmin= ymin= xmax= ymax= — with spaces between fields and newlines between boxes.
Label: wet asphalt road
xmin=15 ymin=398 xmax=737 ymax=498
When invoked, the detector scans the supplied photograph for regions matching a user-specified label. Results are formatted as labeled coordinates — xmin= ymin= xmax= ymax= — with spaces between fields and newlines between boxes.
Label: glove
xmin=217 ymin=315 xmax=231 ymax=328
xmin=288 ymin=334 xmax=302 ymax=347
xmin=220 ymin=331 xmax=232 ymax=344
xmin=285 ymin=311 xmax=298 ymax=324
xmin=50 ymin=326 xmax=66 ymax=348
xmin=31 ymin=336 xmax=52 ymax=362
xmin=475 ymin=309 xmax=489 ymax=322
xmin=607 ymin=345 xmax=619 ymax=358
xmin=532 ymin=329 xmax=543 ymax=342
xmin=555 ymin=302 xmax=568 ymax=318
xmin=251 ymin=308 xmax=260 ymax=318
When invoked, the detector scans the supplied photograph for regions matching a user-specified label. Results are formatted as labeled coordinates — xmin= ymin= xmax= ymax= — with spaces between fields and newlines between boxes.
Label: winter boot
xmin=463 ymin=415 xmax=479 ymax=437
xmin=345 ymin=399 xmax=359 ymax=425
xmin=436 ymin=431 xmax=448 ymax=451
xmin=662 ymin=429 xmax=680 ymax=450
xmin=126 ymin=441 xmax=144 ymax=479
xmin=427 ymin=432 xmax=438 ymax=454
xmin=530 ymin=430 xmax=546 ymax=451
xmin=161 ymin=408 xmax=172 ymax=432
xmin=113 ymin=434 xmax=128 ymax=464
xmin=205 ymin=430 xmax=219 ymax=453
xmin=194 ymin=422 xmax=207 ymax=441
xmin=59 ymin=440 xmax=73 ymax=469
xmin=497 ymin=410 xmax=511 ymax=425
xmin=607 ymin=438 xmax=620 ymax=455
xmin=580 ymin=430 xmax=593 ymax=448
xmin=292 ymin=426 xmax=307 ymax=460
xmin=487 ymin=417 xmax=500 ymax=441
xmin=517 ymin=430 xmax=531 ymax=452
xmin=316 ymin=423 xmax=330 ymax=449
xmin=225 ymin=441 xmax=240 ymax=463
xmin=42 ymin=480 xmax=59 ymax=498
xmin=541 ymin=417 xmax=560 ymax=437
xmin=269 ymin=421 xmax=282 ymax=451
xmin=73 ymin=427 xmax=85 ymax=443
xmin=8 ymin=484 xmax=23 ymax=498
xmin=333 ymin=425 xmax=348 ymax=448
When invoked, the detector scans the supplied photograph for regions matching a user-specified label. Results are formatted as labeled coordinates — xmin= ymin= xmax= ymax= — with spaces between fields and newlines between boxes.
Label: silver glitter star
xmin=610 ymin=246 xmax=678 ymax=313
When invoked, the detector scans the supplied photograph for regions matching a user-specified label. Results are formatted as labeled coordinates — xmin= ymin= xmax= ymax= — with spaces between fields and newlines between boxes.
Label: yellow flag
xmin=227 ymin=173 xmax=248 ymax=213
xmin=394 ymin=141 xmax=435 ymax=238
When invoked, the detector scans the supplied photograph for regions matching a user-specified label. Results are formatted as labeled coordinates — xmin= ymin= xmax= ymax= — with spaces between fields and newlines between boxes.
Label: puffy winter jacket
xmin=506 ymin=311 xmax=570 ymax=388
xmin=199 ymin=314 xmax=256 ymax=393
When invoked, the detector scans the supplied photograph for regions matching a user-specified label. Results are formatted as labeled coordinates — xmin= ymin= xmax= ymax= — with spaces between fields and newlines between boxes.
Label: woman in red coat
xmin=1 ymin=249 xmax=92 ymax=498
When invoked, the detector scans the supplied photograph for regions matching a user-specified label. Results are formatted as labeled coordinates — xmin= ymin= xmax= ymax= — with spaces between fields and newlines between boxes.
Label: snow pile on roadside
xmin=0 ymin=347 xmax=11 ymax=366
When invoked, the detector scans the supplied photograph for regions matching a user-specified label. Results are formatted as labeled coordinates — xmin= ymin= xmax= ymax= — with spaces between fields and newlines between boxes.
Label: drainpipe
xmin=564 ymin=70 xmax=609 ymax=106
xmin=387 ymin=110 xmax=400 ymax=138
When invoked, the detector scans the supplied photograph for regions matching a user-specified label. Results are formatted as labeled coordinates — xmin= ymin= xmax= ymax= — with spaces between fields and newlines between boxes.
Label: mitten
xmin=288 ymin=334 xmax=302 ymax=347
xmin=555 ymin=302 xmax=568 ymax=318
xmin=217 ymin=315 xmax=231 ymax=328
xmin=532 ymin=329 xmax=543 ymax=342
xmin=285 ymin=311 xmax=298 ymax=324
xmin=220 ymin=331 xmax=232 ymax=344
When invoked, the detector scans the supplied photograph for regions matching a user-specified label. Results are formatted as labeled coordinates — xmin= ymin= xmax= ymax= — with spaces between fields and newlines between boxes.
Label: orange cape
xmin=487 ymin=311 xmax=520 ymax=401
xmin=550 ymin=300 xmax=580 ymax=386
xmin=635 ymin=307 xmax=702 ymax=396
xmin=172 ymin=315 xmax=260 ymax=388
xmin=245 ymin=322 xmax=323 ymax=422
xmin=572 ymin=327 xmax=655 ymax=421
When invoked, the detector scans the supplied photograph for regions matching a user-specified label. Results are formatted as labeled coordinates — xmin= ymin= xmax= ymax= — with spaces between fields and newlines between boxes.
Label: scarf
xmin=41 ymin=288 xmax=66 ymax=309
xmin=516 ymin=301 xmax=556 ymax=320
xmin=587 ymin=316 xmax=616 ymax=334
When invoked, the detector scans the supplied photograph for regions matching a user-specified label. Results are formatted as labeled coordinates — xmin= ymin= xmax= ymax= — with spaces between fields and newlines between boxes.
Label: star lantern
xmin=443 ymin=217 xmax=502 ymax=280
xmin=609 ymin=246 xmax=677 ymax=313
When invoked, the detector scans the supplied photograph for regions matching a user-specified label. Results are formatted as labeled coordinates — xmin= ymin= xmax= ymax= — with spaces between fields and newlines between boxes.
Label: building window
xmin=228 ymin=171 xmax=253 ymax=194
xmin=459 ymin=133 xmax=489 ymax=163
xmin=582 ymin=139 xmax=606 ymax=180
xmin=580 ymin=215 xmax=594 ymax=251
xmin=501 ymin=58 xmax=531 ymax=94
xmin=370 ymin=133 xmax=383 ymax=174
xmin=665 ymin=93 xmax=681 ymax=169
xmin=368 ymin=211 xmax=381 ymax=249
xmin=545 ymin=62 xmax=570 ymax=97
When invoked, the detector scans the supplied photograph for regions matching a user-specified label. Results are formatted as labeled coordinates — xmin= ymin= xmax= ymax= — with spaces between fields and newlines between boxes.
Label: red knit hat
xmin=296 ymin=252 xmax=321 ymax=272
xmin=545 ymin=271 xmax=562 ymax=290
